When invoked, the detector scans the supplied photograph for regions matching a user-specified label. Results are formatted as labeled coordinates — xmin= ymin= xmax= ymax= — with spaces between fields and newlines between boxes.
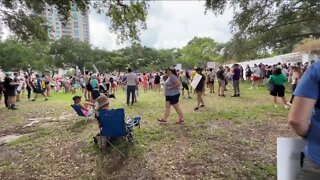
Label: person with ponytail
xmin=158 ymin=67 xmax=184 ymax=124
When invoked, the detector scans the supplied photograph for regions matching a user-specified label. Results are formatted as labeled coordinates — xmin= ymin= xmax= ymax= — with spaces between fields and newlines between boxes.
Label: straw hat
xmin=96 ymin=94 xmax=110 ymax=109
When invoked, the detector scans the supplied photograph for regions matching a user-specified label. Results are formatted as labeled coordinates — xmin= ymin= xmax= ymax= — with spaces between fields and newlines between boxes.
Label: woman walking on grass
xmin=194 ymin=68 xmax=206 ymax=111
xmin=158 ymin=67 xmax=184 ymax=124
xmin=268 ymin=68 xmax=291 ymax=108
xmin=289 ymin=66 xmax=301 ymax=104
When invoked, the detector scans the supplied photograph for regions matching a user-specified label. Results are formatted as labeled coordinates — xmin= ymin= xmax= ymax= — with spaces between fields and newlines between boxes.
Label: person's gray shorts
xmin=298 ymin=156 xmax=320 ymax=180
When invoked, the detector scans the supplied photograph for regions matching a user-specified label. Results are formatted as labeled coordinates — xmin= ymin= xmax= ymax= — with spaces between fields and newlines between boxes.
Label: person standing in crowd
xmin=225 ymin=66 xmax=233 ymax=90
xmin=249 ymin=64 xmax=261 ymax=89
xmin=125 ymin=68 xmax=138 ymax=106
xmin=245 ymin=65 xmax=252 ymax=82
xmin=207 ymin=68 xmax=215 ymax=93
xmin=142 ymin=73 xmax=148 ymax=93
xmin=288 ymin=61 xmax=320 ymax=179
xmin=216 ymin=66 xmax=226 ymax=97
xmin=43 ymin=75 xmax=51 ymax=97
xmin=232 ymin=64 xmax=241 ymax=97
xmin=268 ymin=68 xmax=290 ymax=108
xmin=16 ymin=76 xmax=25 ymax=102
xmin=25 ymin=75 xmax=32 ymax=100
xmin=239 ymin=65 xmax=244 ymax=81
xmin=90 ymin=74 xmax=100 ymax=101
xmin=3 ymin=72 xmax=19 ymax=109
xmin=154 ymin=72 xmax=161 ymax=93
xmin=158 ymin=67 xmax=184 ymax=124
xmin=0 ymin=71 xmax=4 ymax=104
xmin=265 ymin=66 xmax=273 ymax=79
xmin=31 ymin=74 xmax=48 ymax=101
xmin=180 ymin=70 xmax=191 ymax=99
xmin=194 ymin=68 xmax=206 ymax=111
xmin=289 ymin=66 xmax=301 ymax=104
xmin=84 ymin=71 xmax=91 ymax=101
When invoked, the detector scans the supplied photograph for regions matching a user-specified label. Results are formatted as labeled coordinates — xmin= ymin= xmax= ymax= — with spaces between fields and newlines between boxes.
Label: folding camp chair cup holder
xmin=97 ymin=109 xmax=141 ymax=157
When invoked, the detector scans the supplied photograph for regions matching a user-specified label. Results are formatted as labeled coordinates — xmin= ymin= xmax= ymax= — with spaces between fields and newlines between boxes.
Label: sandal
xmin=200 ymin=104 xmax=205 ymax=108
xmin=157 ymin=118 xmax=167 ymax=123
xmin=194 ymin=107 xmax=199 ymax=111
xmin=176 ymin=119 xmax=184 ymax=124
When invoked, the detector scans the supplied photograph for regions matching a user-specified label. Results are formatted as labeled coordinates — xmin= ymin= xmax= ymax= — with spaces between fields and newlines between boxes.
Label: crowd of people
xmin=0 ymin=61 xmax=309 ymax=113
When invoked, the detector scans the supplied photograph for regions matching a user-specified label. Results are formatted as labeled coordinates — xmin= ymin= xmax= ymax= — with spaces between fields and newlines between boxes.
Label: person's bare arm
xmin=288 ymin=96 xmax=316 ymax=137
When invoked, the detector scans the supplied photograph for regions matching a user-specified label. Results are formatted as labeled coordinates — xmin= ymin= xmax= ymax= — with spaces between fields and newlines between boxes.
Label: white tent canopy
xmin=225 ymin=52 xmax=319 ymax=68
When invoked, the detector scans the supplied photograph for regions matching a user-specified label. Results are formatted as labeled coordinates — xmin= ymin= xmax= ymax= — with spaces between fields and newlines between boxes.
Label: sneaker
xmin=284 ymin=105 xmax=290 ymax=109
xmin=249 ymin=87 xmax=253 ymax=90
xmin=157 ymin=118 xmax=167 ymax=123
xmin=176 ymin=119 xmax=184 ymax=124
xmin=287 ymin=102 xmax=292 ymax=106
xmin=188 ymin=96 xmax=192 ymax=99
xmin=44 ymin=98 xmax=48 ymax=101
xmin=31 ymin=99 xmax=36 ymax=101
xmin=274 ymin=105 xmax=278 ymax=108
xmin=200 ymin=104 xmax=205 ymax=108
xmin=231 ymin=94 xmax=237 ymax=97
xmin=194 ymin=107 xmax=200 ymax=111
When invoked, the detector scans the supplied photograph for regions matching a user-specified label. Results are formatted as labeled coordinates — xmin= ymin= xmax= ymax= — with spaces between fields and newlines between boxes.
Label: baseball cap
xmin=72 ymin=95 xmax=82 ymax=101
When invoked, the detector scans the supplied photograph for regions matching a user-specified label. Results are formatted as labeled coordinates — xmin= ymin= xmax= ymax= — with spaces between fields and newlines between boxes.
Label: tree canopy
xmin=205 ymin=0 xmax=320 ymax=60
xmin=177 ymin=37 xmax=222 ymax=68
xmin=0 ymin=0 xmax=148 ymax=43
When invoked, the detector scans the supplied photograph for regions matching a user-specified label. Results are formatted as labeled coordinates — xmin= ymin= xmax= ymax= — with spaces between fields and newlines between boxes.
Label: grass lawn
xmin=0 ymin=82 xmax=295 ymax=179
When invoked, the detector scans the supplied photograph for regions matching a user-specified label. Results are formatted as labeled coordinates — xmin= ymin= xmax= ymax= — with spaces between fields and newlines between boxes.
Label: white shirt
xmin=126 ymin=73 xmax=138 ymax=86
xmin=252 ymin=67 xmax=261 ymax=77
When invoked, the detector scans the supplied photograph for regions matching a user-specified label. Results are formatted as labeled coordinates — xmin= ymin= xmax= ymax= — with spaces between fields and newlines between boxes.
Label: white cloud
xmin=89 ymin=1 xmax=233 ymax=50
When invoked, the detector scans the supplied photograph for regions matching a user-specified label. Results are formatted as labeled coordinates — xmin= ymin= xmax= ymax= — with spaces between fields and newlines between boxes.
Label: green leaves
xmin=206 ymin=0 xmax=320 ymax=61
xmin=0 ymin=0 xmax=148 ymax=43
xmin=176 ymin=37 xmax=223 ymax=68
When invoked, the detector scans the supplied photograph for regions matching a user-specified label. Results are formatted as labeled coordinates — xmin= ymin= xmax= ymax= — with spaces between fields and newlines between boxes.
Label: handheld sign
xmin=277 ymin=137 xmax=306 ymax=180
xmin=93 ymin=64 xmax=99 ymax=74
xmin=191 ymin=73 xmax=202 ymax=89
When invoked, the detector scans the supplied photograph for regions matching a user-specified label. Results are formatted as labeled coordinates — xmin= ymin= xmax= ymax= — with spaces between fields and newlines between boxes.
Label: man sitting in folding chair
xmin=94 ymin=94 xmax=141 ymax=156
xmin=71 ymin=95 xmax=95 ymax=118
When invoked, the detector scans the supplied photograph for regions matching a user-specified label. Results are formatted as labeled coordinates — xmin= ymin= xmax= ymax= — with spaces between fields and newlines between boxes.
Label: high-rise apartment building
xmin=45 ymin=5 xmax=90 ymax=43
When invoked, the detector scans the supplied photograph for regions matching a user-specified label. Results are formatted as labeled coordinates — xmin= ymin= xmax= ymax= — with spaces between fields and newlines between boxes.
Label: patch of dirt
xmin=0 ymin=134 xmax=23 ymax=145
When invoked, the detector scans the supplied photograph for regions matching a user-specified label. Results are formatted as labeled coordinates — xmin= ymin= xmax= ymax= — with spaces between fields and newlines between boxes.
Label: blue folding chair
xmin=98 ymin=108 xmax=136 ymax=156
xmin=71 ymin=104 xmax=92 ymax=123
xmin=71 ymin=104 xmax=86 ymax=117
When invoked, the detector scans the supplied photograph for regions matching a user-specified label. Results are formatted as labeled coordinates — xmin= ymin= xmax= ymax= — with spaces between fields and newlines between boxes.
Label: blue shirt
xmin=90 ymin=79 xmax=99 ymax=90
xmin=294 ymin=61 xmax=320 ymax=165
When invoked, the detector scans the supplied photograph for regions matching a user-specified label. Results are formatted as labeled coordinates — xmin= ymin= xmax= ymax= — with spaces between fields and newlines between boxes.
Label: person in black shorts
xmin=154 ymin=72 xmax=161 ymax=92
xmin=268 ymin=68 xmax=290 ymax=108
xmin=180 ymin=70 xmax=191 ymax=98
xmin=194 ymin=68 xmax=206 ymax=111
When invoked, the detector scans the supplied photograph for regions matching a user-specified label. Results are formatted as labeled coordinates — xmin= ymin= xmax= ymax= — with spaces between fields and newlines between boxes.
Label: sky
xmin=89 ymin=1 xmax=233 ymax=50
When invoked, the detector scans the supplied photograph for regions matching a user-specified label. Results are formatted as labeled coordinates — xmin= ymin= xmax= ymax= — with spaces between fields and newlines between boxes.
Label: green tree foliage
xmin=176 ymin=37 xmax=223 ymax=68
xmin=0 ymin=0 xmax=148 ymax=43
xmin=0 ymin=36 xmax=226 ymax=73
xmin=0 ymin=40 xmax=50 ymax=72
xmin=49 ymin=36 xmax=92 ymax=70
xmin=205 ymin=0 xmax=320 ymax=61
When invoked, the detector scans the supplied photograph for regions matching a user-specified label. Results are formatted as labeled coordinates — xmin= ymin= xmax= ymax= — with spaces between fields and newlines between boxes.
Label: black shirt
xmin=216 ymin=69 xmax=225 ymax=80
xmin=3 ymin=77 xmax=15 ymax=92
xmin=154 ymin=75 xmax=160 ymax=83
